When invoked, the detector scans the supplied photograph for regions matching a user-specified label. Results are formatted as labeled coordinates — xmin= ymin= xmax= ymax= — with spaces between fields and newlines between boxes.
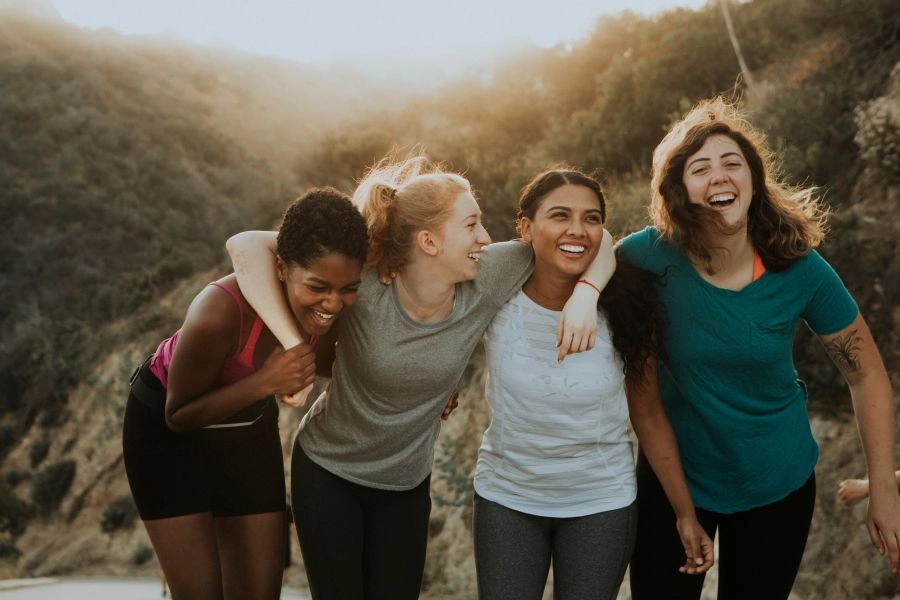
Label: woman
xmin=122 ymin=188 xmax=368 ymax=600
xmin=619 ymin=98 xmax=900 ymax=599
xmin=472 ymin=168 xmax=713 ymax=600
xmin=226 ymin=155 xmax=614 ymax=599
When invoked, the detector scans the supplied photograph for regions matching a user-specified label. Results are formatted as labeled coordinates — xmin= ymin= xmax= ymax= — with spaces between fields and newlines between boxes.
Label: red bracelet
xmin=577 ymin=279 xmax=602 ymax=295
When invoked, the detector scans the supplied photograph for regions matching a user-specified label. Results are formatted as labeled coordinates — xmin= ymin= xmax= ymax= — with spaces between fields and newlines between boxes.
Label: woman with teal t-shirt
xmin=619 ymin=98 xmax=900 ymax=599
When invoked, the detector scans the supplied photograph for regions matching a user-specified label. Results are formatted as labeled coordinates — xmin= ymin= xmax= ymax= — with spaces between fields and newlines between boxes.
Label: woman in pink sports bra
xmin=122 ymin=188 xmax=368 ymax=600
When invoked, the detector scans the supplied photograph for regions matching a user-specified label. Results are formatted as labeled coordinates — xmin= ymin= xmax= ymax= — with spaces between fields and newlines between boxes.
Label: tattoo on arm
xmin=824 ymin=329 xmax=862 ymax=373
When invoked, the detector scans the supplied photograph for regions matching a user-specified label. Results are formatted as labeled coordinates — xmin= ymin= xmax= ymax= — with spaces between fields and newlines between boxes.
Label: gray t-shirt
xmin=298 ymin=240 xmax=534 ymax=490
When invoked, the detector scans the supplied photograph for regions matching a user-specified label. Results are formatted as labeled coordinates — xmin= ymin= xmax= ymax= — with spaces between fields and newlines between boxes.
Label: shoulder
xmin=617 ymin=227 xmax=672 ymax=270
xmin=180 ymin=279 xmax=242 ymax=344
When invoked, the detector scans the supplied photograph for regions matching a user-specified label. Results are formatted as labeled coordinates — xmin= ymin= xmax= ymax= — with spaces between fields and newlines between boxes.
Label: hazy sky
xmin=49 ymin=0 xmax=710 ymax=66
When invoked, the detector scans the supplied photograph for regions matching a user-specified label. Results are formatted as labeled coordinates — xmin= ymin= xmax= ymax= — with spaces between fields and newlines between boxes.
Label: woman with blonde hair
xmin=619 ymin=97 xmax=900 ymax=598
xmin=226 ymin=154 xmax=613 ymax=598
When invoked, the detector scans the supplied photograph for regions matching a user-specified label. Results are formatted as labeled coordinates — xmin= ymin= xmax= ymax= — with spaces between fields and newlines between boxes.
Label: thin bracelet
xmin=576 ymin=279 xmax=602 ymax=295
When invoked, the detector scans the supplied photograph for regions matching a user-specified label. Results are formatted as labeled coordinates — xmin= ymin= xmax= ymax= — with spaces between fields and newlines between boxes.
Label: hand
xmin=260 ymin=343 xmax=317 ymax=398
xmin=866 ymin=487 xmax=900 ymax=573
xmin=837 ymin=478 xmax=869 ymax=507
xmin=556 ymin=283 xmax=599 ymax=362
xmin=675 ymin=516 xmax=714 ymax=575
xmin=441 ymin=390 xmax=460 ymax=421
xmin=278 ymin=383 xmax=315 ymax=408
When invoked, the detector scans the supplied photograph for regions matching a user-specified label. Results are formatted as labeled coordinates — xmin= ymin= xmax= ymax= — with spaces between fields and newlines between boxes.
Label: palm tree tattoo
xmin=824 ymin=329 xmax=862 ymax=373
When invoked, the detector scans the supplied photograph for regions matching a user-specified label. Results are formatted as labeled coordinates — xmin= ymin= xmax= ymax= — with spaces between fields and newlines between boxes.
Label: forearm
xmin=165 ymin=372 xmax=274 ymax=432
xmin=226 ymin=231 xmax=304 ymax=348
xmin=633 ymin=411 xmax=697 ymax=519
xmin=579 ymin=228 xmax=616 ymax=291
xmin=851 ymin=374 xmax=898 ymax=496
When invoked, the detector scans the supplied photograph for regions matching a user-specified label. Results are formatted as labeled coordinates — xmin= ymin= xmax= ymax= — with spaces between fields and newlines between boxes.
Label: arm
xmin=226 ymin=231 xmax=304 ymax=348
xmin=556 ymin=228 xmax=616 ymax=361
xmin=626 ymin=353 xmax=714 ymax=574
xmin=820 ymin=313 xmax=900 ymax=572
xmin=164 ymin=286 xmax=316 ymax=431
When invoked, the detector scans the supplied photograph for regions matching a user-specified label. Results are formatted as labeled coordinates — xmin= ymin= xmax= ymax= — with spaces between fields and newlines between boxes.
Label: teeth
xmin=559 ymin=244 xmax=586 ymax=253
xmin=709 ymin=193 xmax=735 ymax=205
xmin=467 ymin=253 xmax=480 ymax=262
xmin=313 ymin=310 xmax=335 ymax=321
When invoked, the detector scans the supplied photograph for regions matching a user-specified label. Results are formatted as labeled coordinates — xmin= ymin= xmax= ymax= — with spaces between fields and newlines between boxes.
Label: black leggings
xmin=291 ymin=441 xmax=432 ymax=600
xmin=629 ymin=452 xmax=816 ymax=600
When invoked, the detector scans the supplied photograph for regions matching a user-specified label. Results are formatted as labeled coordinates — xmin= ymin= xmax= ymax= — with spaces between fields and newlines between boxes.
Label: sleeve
xmin=801 ymin=251 xmax=859 ymax=335
xmin=617 ymin=227 xmax=658 ymax=272
xmin=475 ymin=240 xmax=534 ymax=307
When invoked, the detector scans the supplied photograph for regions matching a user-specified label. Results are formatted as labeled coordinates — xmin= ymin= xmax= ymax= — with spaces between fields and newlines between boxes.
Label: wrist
xmin=576 ymin=279 xmax=602 ymax=296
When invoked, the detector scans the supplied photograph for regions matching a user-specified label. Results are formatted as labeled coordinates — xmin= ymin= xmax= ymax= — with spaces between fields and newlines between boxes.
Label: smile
xmin=559 ymin=244 xmax=586 ymax=255
xmin=708 ymin=192 xmax=736 ymax=208
xmin=312 ymin=310 xmax=336 ymax=323
xmin=467 ymin=252 xmax=481 ymax=262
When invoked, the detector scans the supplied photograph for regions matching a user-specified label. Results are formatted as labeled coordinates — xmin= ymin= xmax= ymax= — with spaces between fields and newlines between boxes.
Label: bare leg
xmin=144 ymin=513 xmax=223 ymax=600
xmin=216 ymin=510 xmax=285 ymax=600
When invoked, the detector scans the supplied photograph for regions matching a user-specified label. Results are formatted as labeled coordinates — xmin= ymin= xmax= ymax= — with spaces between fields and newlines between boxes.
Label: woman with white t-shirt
xmin=472 ymin=168 xmax=713 ymax=600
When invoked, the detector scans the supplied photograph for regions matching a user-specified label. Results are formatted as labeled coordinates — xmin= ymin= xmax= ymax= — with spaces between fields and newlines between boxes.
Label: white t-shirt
xmin=474 ymin=290 xmax=636 ymax=518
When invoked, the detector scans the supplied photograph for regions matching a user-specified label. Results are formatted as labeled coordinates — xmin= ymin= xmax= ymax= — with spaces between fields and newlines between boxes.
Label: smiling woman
xmin=121 ymin=188 xmax=368 ymax=600
xmin=621 ymin=97 xmax=900 ymax=599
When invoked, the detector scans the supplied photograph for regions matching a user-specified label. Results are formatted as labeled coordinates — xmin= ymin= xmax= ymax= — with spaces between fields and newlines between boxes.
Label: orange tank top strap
xmin=752 ymin=248 xmax=766 ymax=282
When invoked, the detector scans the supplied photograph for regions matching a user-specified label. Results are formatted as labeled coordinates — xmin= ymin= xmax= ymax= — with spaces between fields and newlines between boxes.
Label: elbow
xmin=164 ymin=405 xmax=194 ymax=433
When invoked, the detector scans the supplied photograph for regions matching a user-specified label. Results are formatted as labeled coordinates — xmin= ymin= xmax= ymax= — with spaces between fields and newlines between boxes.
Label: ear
xmin=518 ymin=218 xmax=534 ymax=243
xmin=275 ymin=255 xmax=288 ymax=282
xmin=415 ymin=229 xmax=441 ymax=257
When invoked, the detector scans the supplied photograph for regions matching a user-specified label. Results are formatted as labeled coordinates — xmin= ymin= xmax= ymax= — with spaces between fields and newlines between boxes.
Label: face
xmin=277 ymin=252 xmax=363 ymax=338
xmin=682 ymin=134 xmax=754 ymax=228
xmin=519 ymin=184 xmax=604 ymax=279
xmin=433 ymin=191 xmax=492 ymax=282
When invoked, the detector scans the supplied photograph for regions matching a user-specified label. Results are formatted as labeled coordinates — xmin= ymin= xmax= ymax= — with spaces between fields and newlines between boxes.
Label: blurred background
xmin=0 ymin=0 xmax=897 ymax=597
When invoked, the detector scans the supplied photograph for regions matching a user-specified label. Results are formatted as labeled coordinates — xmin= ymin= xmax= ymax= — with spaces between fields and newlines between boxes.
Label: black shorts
xmin=122 ymin=361 xmax=286 ymax=521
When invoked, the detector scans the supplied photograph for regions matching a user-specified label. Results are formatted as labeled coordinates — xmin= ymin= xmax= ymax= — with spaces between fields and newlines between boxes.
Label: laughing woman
xmin=123 ymin=188 xmax=368 ymax=600
xmin=621 ymin=98 xmax=900 ymax=599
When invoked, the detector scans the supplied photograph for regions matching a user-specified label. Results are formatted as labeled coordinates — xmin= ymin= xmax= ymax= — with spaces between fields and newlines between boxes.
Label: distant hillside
xmin=0 ymin=1 xmax=897 ymax=598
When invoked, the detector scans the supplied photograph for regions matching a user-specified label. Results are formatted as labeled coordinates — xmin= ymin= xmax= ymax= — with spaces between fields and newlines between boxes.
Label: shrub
xmin=100 ymin=495 xmax=138 ymax=533
xmin=30 ymin=460 xmax=76 ymax=515
xmin=855 ymin=95 xmax=900 ymax=181
xmin=29 ymin=437 xmax=50 ymax=468
xmin=131 ymin=545 xmax=155 ymax=566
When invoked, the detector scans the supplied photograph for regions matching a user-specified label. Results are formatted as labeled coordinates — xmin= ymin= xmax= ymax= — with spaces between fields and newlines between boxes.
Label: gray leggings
xmin=473 ymin=493 xmax=637 ymax=600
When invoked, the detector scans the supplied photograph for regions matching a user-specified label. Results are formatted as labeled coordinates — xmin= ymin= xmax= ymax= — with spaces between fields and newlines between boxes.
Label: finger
xmin=556 ymin=319 xmax=564 ymax=348
xmin=587 ymin=331 xmax=597 ymax=351
xmin=868 ymin=520 xmax=886 ymax=556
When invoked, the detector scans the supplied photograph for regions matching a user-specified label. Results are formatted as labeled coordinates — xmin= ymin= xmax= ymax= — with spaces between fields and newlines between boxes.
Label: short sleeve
xmin=801 ymin=251 xmax=859 ymax=335
xmin=475 ymin=241 xmax=534 ymax=307
xmin=617 ymin=227 xmax=666 ymax=273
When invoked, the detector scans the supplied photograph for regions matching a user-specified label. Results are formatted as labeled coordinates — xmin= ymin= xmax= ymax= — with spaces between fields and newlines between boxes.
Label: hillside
xmin=0 ymin=1 xmax=898 ymax=598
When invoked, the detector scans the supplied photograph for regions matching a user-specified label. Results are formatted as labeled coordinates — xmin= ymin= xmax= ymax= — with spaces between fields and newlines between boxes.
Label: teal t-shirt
xmin=619 ymin=227 xmax=858 ymax=513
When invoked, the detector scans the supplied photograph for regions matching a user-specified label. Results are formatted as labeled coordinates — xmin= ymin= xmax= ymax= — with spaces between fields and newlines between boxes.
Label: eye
xmin=549 ymin=212 xmax=567 ymax=220
xmin=585 ymin=214 xmax=603 ymax=224
xmin=308 ymin=285 xmax=329 ymax=293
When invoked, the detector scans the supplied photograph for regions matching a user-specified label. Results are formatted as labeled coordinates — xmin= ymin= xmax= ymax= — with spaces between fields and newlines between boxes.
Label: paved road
xmin=0 ymin=577 xmax=308 ymax=599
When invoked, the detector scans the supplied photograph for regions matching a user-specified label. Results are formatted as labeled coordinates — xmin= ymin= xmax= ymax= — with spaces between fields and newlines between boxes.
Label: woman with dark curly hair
xmin=621 ymin=97 xmax=900 ymax=599
xmin=122 ymin=187 xmax=368 ymax=600
xmin=472 ymin=168 xmax=712 ymax=600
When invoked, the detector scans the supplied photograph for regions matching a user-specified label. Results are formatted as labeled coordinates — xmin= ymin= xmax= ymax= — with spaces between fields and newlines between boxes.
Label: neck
xmin=523 ymin=269 xmax=576 ymax=311
xmin=394 ymin=265 xmax=457 ymax=323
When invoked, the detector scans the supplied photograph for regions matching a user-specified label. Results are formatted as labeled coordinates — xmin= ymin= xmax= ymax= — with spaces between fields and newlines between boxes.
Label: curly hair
xmin=276 ymin=187 xmax=368 ymax=268
xmin=650 ymin=97 xmax=828 ymax=273
xmin=516 ymin=167 xmax=662 ymax=386
xmin=354 ymin=154 xmax=472 ymax=282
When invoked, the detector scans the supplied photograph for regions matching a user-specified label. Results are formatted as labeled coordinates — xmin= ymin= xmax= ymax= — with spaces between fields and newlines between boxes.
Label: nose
xmin=321 ymin=291 xmax=343 ymax=314
xmin=476 ymin=223 xmax=491 ymax=245
xmin=710 ymin=167 xmax=729 ymax=185
xmin=567 ymin=218 xmax=585 ymax=237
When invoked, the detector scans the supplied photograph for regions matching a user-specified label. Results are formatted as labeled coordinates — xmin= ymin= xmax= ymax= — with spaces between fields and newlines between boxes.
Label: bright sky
xmin=48 ymin=0 xmax=710 ymax=66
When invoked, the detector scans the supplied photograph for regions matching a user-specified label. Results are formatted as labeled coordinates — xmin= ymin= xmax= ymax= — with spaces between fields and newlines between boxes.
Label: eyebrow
xmin=542 ymin=205 xmax=603 ymax=214
xmin=687 ymin=151 xmax=744 ymax=170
